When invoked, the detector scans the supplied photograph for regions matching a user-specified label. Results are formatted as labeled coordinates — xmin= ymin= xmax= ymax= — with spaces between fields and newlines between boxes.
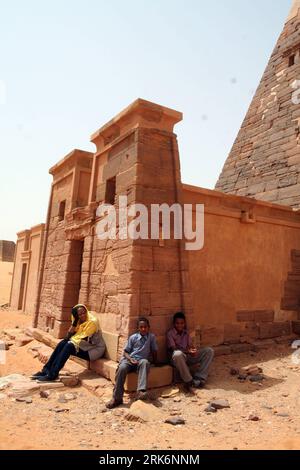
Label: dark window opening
xmin=105 ymin=177 xmax=116 ymax=205
xmin=289 ymin=54 xmax=295 ymax=67
xmin=58 ymin=200 xmax=66 ymax=221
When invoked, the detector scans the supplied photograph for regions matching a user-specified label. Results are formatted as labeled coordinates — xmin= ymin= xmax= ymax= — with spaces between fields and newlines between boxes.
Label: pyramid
xmin=215 ymin=0 xmax=300 ymax=207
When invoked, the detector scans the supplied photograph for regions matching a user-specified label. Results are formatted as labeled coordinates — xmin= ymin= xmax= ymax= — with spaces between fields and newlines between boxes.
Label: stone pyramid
xmin=215 ymin=0 xmax=300 ymax=207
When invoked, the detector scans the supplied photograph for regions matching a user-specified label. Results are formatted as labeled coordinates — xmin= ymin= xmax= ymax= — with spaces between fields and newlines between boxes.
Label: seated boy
xmin=106 ymin=317 xmax=158 ymax=409
xmin=167 ymin=312 xmax=214 ymax=390
xmin=31 ymin=304 xmax=106 ymax=382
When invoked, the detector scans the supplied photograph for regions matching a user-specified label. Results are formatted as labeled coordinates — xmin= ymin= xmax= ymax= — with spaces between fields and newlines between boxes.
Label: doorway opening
xmin=18 ymin=263 xmax=27 ymax=310
xmin=64 ymin=240 xmax=84 ymax=308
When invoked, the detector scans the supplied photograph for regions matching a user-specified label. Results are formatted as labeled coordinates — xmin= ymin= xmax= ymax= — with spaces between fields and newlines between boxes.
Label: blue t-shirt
xmin=124 ymin=332 xmax=158 ymax=361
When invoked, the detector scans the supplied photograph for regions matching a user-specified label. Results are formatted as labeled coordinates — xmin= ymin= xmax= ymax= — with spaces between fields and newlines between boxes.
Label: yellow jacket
xmin=70 ymin=305 xmax=99 ymax=349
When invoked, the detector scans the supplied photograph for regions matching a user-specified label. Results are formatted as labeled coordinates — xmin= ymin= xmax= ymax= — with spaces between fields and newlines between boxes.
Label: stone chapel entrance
xmin=64 ymin=240 xmax=84 ymax=309
xmin=18 ymin=263 xmax=27 ymax=310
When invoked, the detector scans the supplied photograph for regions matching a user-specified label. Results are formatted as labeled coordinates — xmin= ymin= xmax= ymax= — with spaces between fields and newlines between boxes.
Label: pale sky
xmin=0 ymin=0 xmax=292 ymax=241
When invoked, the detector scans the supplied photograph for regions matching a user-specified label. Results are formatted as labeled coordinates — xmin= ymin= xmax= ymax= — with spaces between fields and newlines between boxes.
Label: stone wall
xmin=0 ymin=240 xmax=15 ymax=262
xmin=10 ymin=225 xmax=45 ymax=314
xmin=35 ymin=100 xmax=193 ymax=362
xmin=0 ymin=261 xmax=14 ymax=305
xmin=36 ymin=150 xmax=93 ymax=336
xmin=183 ymin=184 xmax=300 ymax=347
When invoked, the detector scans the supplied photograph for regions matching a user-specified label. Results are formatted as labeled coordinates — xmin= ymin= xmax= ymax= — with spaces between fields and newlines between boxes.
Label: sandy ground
xmin=0 ymin=262 xmax=14 ymax=305
xmin=1 ymin=310 xmax=300 ymax=451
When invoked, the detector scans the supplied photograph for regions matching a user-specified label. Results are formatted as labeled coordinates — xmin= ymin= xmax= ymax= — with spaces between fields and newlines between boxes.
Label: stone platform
xmin=31 ymin=328 xmax=173 ymax=391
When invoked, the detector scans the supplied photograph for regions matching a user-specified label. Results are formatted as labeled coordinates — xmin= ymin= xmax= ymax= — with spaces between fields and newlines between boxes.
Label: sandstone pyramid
xmin=215 ymin=0 xmax=300 ymax=207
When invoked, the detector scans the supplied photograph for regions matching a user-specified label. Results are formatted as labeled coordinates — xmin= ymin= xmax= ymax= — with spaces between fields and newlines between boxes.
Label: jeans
xmin=42 ymin=339 xmax=89 ymax=379
xmin=113 ymin=358 xmax=150 ymax=402
xmin=172 ymin=347 xmax=214 ymax=384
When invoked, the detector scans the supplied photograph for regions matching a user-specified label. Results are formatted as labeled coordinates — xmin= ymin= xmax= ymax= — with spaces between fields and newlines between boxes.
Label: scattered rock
xmin=16 ymin=397 xmax=33 ymax=404
xmin=209 ymin=399 xmax=230 ymax=410
xmin=173 ymin=397 xmax=182 ymax=403
xmin=15 ymin=335 xmax=33 ymax=347
xmin=9 ymin=382 xmax=40 ymax=398
xmin=261 ymin=404 xmax=273 ymax=410
xmin=170 ymin=411 xmax=182 ymax=416
xmin=50 ymin=407 xmax=70 ymax=413
xmin=165 ymin=417 xmax=185 ymax=426
xmin=277 ymin=413 xmax=290 ymax=418
xmin=125 ymin=400 xmax=163 ymax=423
xmin=28 ymin=349 xmax=39 ymax=358
xmin=3 ymin=329 xmax=22 ymax=340
xmin=80 ymin=373 xmax=108 ymax=394
xmin=238 ymin=374 xmax=247 ymax=381
xmin=60 ymin=376 xmax=79 ymax=387
xmin=291 ymin=339 xmax=300 ymax=350
xmin=39 ymin=382 xmax=65 ymax=391
xmin=249 ymin=375 xmax=265 ymax=383
xmin=59 ymin=393 xmax=77 ymax=402
xmin=241 ymin=365 xmax=263 ymax=376
xmin=0 ymin=374 xmax=26 ymax=391
xmin=24 ymin=327 xmax=35 ymax=338
xmin=247 ymin=414 xmax=260 ymax=422
xmin=40 ymin=390 xmax=51 ymax=399
xmin=161 ymin=388 xmax=180 ymax=399
xmin=58 ymin=396 xmax=67 ymax=404
xmin=205 ymin=405 xmax=217 ymax=414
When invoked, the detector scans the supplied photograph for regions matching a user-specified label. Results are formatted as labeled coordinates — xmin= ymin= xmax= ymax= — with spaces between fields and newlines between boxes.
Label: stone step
xmin=30 ymin=328 xmax=173 ymax=392
xmin=90 ymin=359 xmax=173 ymax=392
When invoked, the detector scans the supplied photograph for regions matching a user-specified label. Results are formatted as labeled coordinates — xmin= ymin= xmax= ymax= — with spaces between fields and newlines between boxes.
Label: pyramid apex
xmin=215 ymin=0 xmax=300 ymax=208
xmin=287 ymin=0 xmax=300 ymax=21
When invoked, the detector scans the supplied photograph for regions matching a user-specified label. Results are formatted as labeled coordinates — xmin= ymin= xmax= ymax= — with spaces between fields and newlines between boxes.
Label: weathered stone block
xmin=224 ymin=323 xmax=244 ymax=344
xmin=200 ymin=325 xmax=224 ymax=347
xmin=292 ymin=321 xmax=300 ymax=335
xmin=259 ymin=321 xmax=291 ymax=339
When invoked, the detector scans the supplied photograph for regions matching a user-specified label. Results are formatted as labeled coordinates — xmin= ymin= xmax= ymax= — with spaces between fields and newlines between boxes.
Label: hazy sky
xmin=0 ymin=0 xmax=292 ymax=241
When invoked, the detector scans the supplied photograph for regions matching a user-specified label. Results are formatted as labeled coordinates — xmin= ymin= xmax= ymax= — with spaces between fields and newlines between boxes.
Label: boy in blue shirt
xmin=106 ymin=318 xmax=158 ymax=409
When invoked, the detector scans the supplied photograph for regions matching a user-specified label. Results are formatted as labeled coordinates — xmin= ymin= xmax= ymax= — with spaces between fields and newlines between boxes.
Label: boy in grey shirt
xmin=106 ymin=318 xmax=158 ymax=409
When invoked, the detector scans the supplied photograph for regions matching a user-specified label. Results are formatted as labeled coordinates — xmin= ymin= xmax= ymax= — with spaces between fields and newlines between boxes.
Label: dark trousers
xmin=42 ymin=339 xmax=89 ymax=379
xmin=113 ymin=359 xmax=150 ymax=402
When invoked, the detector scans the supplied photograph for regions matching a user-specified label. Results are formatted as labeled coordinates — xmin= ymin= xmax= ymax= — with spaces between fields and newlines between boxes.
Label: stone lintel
xmin=49 ymin=149 xmax=93 ymax=177
xmin=90 ymin=98 xmax=183 ymax=152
